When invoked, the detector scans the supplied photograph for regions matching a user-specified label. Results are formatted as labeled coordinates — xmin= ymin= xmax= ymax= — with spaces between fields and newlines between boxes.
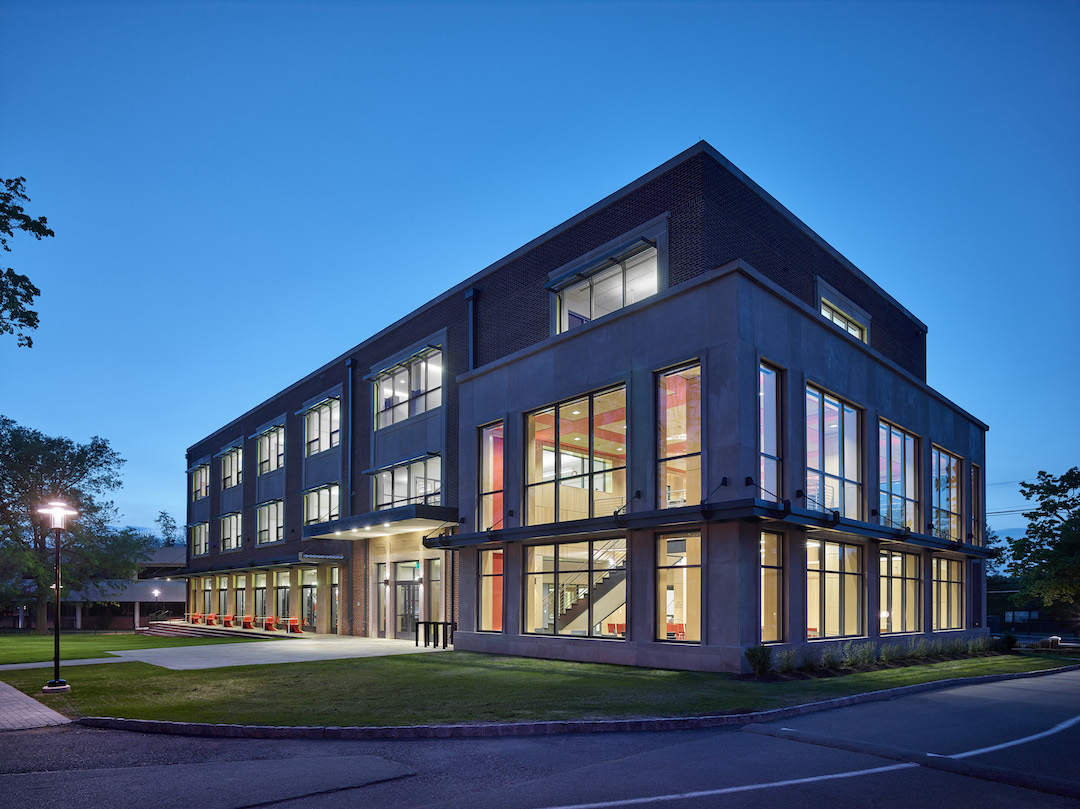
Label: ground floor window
xmin=656 ymin=532 xmax=701 ymax=642
xmin=301 ymin=569 xmax=317 ymax=628
xmin=376 ymin=562 xmax=387 ymax=637
xmin=202 ymin=579 xmax=212 ymax=614
xmin=275 ymin=578 xmax=290 ymax=619
xmin=253 ymin=573 xmax=267 ymax=618
xmin=933 ymin=557 xmax=964 ymax=630
xmin=330 ymin=568 xmax=339 ymax=633
xmin=217 ymin=576 xmax=228 ymax=616
xmin=760 ymin=532 xmax=783 ymax=642
xmin=234 ymin=576 xmax=246 ymax=618
xmin=478 ymin=549 xmax=503 ymax=631
xmin=880 ymin=550 xmax=921 ymax=634
xmin=525 ymin=538 xmax=627 ymax=638
xmin=807 ymin=539 xmax=863 ymax=639
xmin=427 ymin=558 xmax=442 ymax=622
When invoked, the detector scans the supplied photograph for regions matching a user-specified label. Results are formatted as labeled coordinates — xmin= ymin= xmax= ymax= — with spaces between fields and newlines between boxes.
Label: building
xmin=183 ymin=142 xmax=989 ymax=671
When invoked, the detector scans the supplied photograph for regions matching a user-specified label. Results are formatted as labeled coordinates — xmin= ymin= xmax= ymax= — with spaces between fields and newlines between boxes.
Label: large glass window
xmin=191 ymin=464 xmax=209 ymax=502
xmin=305 ymin=399 xmax=340 ymax=456
xmin=656 ymin=532 xmax=701 ymax=642
xmin=375 ymin=456 xmax=441 ymax=510
xmin=253 ymin=573 xmax=267 ymax=618
xmin=304 ymin=484 xmax=339 ymax=525
xmin=760 ymin=532 xmax=783 ymax=642
xmin=220 ymin=512 xmax=242 ymax=551
xmin=221 ymin=448 xmax=243 ymax=490
xmin=806 ymin=539 xmax=863 ymax=639
xmin=759 ymin=364 xmax=781 ymax=500
xmin=524 ymin=539 xmax=627 ymax=638
xmin=931 ymin=447 xmax=961 ymax=541
xmin=557 ymin=245 xmax=658 ymax=333
xmin=427 ymin=558 xmax=442 ymax=622
xmin=190 ymin=522 xmax=209 ymax=556
xmin=879 ymin=422 xmax=918 ymax=530
xmin=933 ymin=557 xmax=964 ymax=630
xmin=257 ymin=426 xmax=285 ymax=475
xmin=805 ymin=387 xmax=861 ymax=519
xmin=479 ymin=422 xmax=504 ymax=530
xmin=375 ymin=349 xmax=442 ymax=429
xmin=658 ymin=365 xmax=701 ymax=509
xmin=234 ymin=575 xmax=247 ymax=618
xmin=526 ymin=386 xmax=627 ymax=525
xmin=256 ymin=500 xmax=283 ymax=543
xmin=879 ymin=550 xmax=921 ymax=634
xmin=478 ymin=549 xmax=503 ymax=631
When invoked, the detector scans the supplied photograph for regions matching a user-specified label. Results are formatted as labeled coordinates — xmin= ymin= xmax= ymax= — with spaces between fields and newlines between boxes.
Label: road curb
xmin=75 ymin=662 xmax=1080 ymax=740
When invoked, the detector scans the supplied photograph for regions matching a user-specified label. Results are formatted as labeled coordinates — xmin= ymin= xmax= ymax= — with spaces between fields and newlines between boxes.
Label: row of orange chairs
xmin=189 ymin=613 xmax=303 ymax=633
xmin=604 ymin=622 xmax=686 ymax=639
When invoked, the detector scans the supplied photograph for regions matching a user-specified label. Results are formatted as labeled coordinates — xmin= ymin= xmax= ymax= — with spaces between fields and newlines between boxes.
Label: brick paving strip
xmin=67 ymin=663 xmax=1080 ymax=740
xmin=0 ymin=680 xmax=71 ymax=731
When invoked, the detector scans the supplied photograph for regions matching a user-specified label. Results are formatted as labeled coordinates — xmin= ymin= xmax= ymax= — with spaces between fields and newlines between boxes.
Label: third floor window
xmin=257 ymin=426 xmax=285 ymax=475
xmin=375 ymin=349 xmax=442 ymax=429
xmin=305 ymin=399 xmax=340 ymax=456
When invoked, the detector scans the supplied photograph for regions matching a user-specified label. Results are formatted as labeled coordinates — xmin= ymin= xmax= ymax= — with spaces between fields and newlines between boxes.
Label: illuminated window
xmin=760 ymin=532 xmax=783 ymax=642
xmin=820 ymin=298 xmax=867 ymax=342
xmin=304 ymin=484 xmax=339 ymax=525
xmin=879 ymin=550 xmax=920 ymax=634
xmin=805 ymin=387 xmax=861 ymax=519
xmin=190 ymin=522 xmax=209 ymax=556
xmin=257 ymin=426 xmax=285 ymax=475
xmin=658 ymin=365 xmax=701 ymax=509
xmin=305 ymin=399 xmax=340 ymax=456
xmin=556 ymin=244 xmax=658 ymax=333
xmin=256 ymin=500 xmax=283 ymax=544
xmin=526 ymin=386 xmax=626 ymax=525
xmin=879 ymin=422 xmax=918 ymax=530
xmin=657 ymin=532 xmax=701 ymax=642
xmin=759 ymin=364 xmax=781 ymax=500
xmin=190 ymin=464 xmax=209 ymax=502
xmin=375 ymin=457 xmax=441 ymax=510
xmin=524 ymin=539 xmax=627 ymax=638
xmin=806 ymin=539 xmax=862 ymax=639
xmin=933 ymin=557 xmax=964 ymax=630
xmin=970 ymin=464 xmax=982 ymax=546
xmin=221 ymin=448 xmax=243 ymax=490
xmin=931 ymin=447 xmax=961 ymax=540
xmin=479 ymin=422 xmax=504 ymax=530
xmin=220 ymin=512 xmax=242 ymax=551
xmin=478 ymin=549 xmax=503 ymax=632
xmin=375 ymin=349 xmax=442 ymax=429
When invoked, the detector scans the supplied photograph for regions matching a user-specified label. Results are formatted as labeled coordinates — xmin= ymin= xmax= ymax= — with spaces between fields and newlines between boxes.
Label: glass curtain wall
xmin=658 ymin=365 xmax=701 ymax=508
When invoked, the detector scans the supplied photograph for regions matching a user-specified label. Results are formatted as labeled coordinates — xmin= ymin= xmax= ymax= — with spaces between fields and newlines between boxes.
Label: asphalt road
xmin=1 ymin=670 xmax=1077 ymax=808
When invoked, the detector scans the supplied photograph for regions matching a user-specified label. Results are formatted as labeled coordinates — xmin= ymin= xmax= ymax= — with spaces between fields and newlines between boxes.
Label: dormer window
xmin=555 ymin=243 xmax=658 ymax=333
xmin=821 ymin=299 xmax=866 ymax=342
xmin=816 ymin=278 xmax=870 ymax=344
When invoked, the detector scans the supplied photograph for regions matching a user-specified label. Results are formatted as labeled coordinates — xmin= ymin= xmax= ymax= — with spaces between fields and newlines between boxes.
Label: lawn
xmin=0 ymin=651 xmax=1066 ymax=727
xmin=0 ymin=632 xmax=265 ymax=664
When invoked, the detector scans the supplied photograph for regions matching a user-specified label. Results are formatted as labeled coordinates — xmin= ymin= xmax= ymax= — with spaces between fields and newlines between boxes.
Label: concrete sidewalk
xmin=0 ymin=680 xmax=70 ymax=731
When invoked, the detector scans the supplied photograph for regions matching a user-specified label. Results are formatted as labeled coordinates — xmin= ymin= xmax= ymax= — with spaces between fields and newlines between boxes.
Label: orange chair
xmin=242 ymin=615 xmax=255 ymax=629
xmin=222 ymin=614 xmax=235 ymax=627
xmin=191 ymin=613 xmax=203 ymax=625
xmin=205 ymin=613 xmax=218 ymax=626
xmin=286 ymin=617 xmax=303 ymax=634
xmin=263 ymin=615 xmax=278 ymax=631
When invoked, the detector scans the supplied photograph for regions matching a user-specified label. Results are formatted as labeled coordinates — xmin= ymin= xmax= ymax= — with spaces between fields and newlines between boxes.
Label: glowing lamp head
xmin=37 ymin=500 xmax=78 ymax=530
xmin=152 ymin=589 xmax=161 ymax=598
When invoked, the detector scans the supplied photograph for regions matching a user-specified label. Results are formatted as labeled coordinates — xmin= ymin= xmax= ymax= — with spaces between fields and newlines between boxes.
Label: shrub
xmin=1003 ymin=632 xmax=1018 ymax=650
xmin=858 ymin=642 xmax=879 ymax=665
xmin=745 ymin=645 xmax=773 ymax=676
xmin=775 ymin=648 xmax=799 ymax=673
xmin=839 ymin=641 xmax=857 ymax=667
xmin=799 ymin=646 xmax=820 ymax=671
xmin=880 ymin=642 xmax=905 ymax=663
xmin=820 ymin=647 xmax=841 ymax=669
xmin=911 ymin=638 xmax=930 ymax=659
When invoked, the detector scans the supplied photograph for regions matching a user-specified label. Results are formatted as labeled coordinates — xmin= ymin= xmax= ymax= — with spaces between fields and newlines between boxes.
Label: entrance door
xmin=395 ymin=561 xmax=420 ymax=638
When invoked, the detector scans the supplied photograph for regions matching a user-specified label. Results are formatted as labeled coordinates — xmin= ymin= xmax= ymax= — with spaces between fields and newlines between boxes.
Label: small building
xmin=183 ymin=142 xmax=989 ymax=670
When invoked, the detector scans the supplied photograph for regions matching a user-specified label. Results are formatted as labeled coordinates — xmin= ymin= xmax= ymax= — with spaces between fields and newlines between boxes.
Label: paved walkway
xmin=0 ymin=636 xmax=447 ymax=731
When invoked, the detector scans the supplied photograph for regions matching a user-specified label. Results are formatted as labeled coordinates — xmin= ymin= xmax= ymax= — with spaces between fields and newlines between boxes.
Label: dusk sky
xmin=1 ymin=1 xmax=1076 ymax=545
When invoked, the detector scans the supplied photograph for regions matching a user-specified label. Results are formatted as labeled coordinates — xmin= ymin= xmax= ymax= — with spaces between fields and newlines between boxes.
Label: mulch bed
xmin=738 ymin=651 xmax=1009 ymax=682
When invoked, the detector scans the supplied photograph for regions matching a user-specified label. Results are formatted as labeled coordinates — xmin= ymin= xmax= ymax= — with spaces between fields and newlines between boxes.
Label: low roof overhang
xmin=303 ymin=504 xmax=460 ymax=542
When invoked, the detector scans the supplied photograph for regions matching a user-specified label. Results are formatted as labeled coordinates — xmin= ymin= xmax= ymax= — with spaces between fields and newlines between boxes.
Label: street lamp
xmin=37 ymin=500 xmax=77 ymax=694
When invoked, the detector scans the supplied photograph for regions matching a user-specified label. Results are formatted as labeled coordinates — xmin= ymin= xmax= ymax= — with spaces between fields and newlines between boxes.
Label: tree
xmin=155 ymin=510 xmax=180 ymax=547
xmin=1 ymin=177 xmax=54 ymax=348
xmin=0 ymin=415 xmax=153 ymax=632
xmin=1005 ymin=467 xmax=1080 ymax=607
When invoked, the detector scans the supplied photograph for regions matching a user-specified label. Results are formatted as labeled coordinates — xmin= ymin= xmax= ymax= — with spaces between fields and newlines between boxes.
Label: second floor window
xmin=190 ymin=522 xmax=209 ymax=555
xmin=375 ymin=457 xmax=441 ymax=510
xmin=479 ymin=422 xmax=504 ymax=530
xmin=375 ymin=349 xmax=442 ymax=428
xmin=256 ymin=500 xmax=283 ymax=544
xmin=879 ymin=422 xmax=918 ymax=530
xmin=305 ymin=399 xmax=340 ymax=456
xmin=221 ymin=448 xmax=243 ymax=490
xmin=759 ymin=364 xmax=781 ymax=500
xmin=304 ymin=484 xmax=340 ymax=525
xmin=258 ymin=426 xmax=285 ymax=475
xmin=525 ymin=386 xmax=627 ymax=526
xmin=191 ymin=464 xmax=210 ymax=502
xmin=658 ymin=364 xmax=701 ymax=508
xmin=805 ymin=387 xmax=861 ymax=519
xmin=931 ymin=447 xmax=961 ymax=541
xmin=220 ymin=512 xmax=242 ymax=551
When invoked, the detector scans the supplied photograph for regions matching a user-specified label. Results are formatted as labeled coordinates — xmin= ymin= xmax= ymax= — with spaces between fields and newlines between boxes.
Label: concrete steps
xmin=139 ymin=621 xmax=291 ymax=640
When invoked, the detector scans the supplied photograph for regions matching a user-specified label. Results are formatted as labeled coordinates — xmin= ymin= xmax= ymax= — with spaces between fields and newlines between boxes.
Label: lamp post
xmin=37 ymin=500 xmax=77 ymax=694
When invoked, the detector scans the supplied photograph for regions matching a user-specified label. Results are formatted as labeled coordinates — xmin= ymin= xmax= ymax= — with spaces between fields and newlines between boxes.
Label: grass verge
xmin=0 ymin=633 xmax=264 ymax=664
xmin=0 ymin=651 xmax=1065 ymax=727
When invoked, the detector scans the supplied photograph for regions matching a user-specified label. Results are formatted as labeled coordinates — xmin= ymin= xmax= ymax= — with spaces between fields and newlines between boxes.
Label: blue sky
xmin=1 ymin=0 xmax=1077 ymax=543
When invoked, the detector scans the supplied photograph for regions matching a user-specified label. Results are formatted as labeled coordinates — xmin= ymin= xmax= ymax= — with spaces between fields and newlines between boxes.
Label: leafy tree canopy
xmin=0 ymin=416 xmax=153 ymax=627
xmin=155 ymin=510 xmax=180 ymax=547
xmin=1005 ymin=467 xmax=1080 ymax=607
xmin=0 ymin=177 xmax=54 ymax=348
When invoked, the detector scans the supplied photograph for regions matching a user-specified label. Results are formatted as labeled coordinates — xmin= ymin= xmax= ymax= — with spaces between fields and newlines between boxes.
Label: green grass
xmin=0 ymin=652 xmax=1065 ymax=727
xmin=0 ymin=632 xmax=264 ymax=664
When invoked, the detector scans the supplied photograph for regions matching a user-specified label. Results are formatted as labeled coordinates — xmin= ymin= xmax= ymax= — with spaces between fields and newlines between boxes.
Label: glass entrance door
xmin=395 ymin=561 xmax=420 ymax=638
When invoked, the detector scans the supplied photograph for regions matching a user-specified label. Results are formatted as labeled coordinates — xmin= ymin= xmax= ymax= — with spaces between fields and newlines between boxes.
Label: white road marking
xmin=949 ymin=712 xmax=1080 ymax=759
